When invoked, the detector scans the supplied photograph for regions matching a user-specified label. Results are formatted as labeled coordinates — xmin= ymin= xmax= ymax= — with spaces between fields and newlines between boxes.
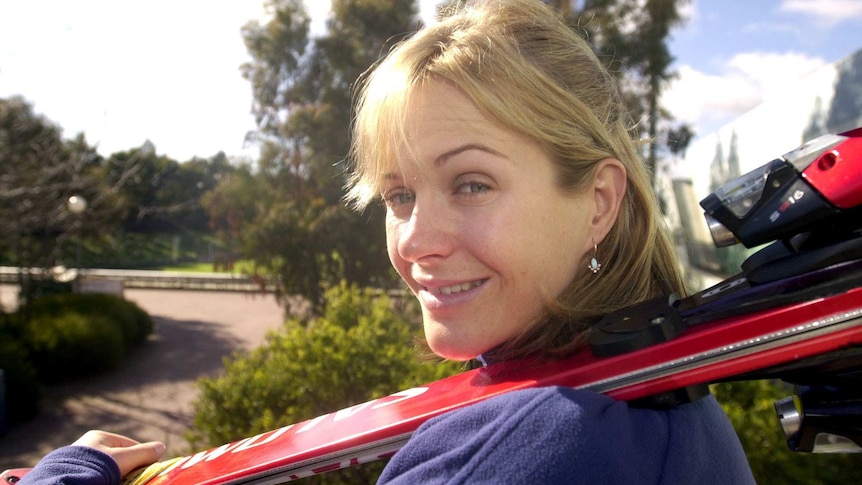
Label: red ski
xmin=4 ymin=129 xmax=862 ymax=484
xmin=140 ymin=280 xmax=862 ymax=484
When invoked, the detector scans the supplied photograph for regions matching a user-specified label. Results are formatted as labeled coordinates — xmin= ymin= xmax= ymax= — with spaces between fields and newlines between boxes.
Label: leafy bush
xmin=84 ymin=293 xmax=153 ymax=348
xmin=714 ymin=380 xmax=862 ymax=484
xmin=20 ymin=293 xmax=154 ymax=382
xmin=189 ymin=281 xmax=461 ymax=484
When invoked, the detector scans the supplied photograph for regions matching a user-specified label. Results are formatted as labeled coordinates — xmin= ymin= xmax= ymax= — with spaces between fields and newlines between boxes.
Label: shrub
xmin=20 ymin=293 xmax=154 ymax=382
xmin=189 ymin=281 xmax=461 ymax=484
xmin=26 ymin=308 xmax=124 ymax=382
xmin=81 ymin=293 xmax=154 ymax=347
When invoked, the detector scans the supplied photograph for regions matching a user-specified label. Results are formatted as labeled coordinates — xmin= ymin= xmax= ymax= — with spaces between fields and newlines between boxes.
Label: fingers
xmin=73 ymin=430 xmax=139 ymax=448
xmin=110 ymin=441 xmax=166 ymax=477
xmin=72 ymin=430 xmax=166 ymax=477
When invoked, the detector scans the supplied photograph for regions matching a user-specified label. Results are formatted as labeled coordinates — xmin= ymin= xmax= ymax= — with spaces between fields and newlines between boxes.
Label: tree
xmin=224 ymin=0 xmax=417 ymax=307
xmin=666 ymin=123 xmax=694 ymax=157
xmin=634 ymin=0 xmax=688 ymax=181
xmin=0 ymin=96 xmax=107 ymax=273
xmin=102 ymin=145 xmax=224 ymax=234
xmin=546 ymin=0 xmax=689 ymax=182
xmin=1 ymin=95 xmax=218 ymax=277
xmin=201 ymin=163 xmax=265 ymax=262
xmin=179 ymin=152 xmax=236 ymax=232
xmin=242 ymin=0 xmax=419 ymax=202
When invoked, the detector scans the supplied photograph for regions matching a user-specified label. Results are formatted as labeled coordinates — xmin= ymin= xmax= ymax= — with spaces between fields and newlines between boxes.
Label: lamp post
xmin=66 ymin=195 xmax=87 ymax=273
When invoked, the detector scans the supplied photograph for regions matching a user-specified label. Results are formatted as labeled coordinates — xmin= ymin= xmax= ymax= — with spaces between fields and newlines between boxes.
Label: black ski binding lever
xmin=589 ymin=293 xmax=683 ymax=358
xmin=589 ymin=293 xmax=709 ymax=409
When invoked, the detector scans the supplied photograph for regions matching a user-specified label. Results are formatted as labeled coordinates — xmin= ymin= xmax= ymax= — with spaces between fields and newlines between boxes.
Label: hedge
xmin=19 ymin=293 xmax=154 ymax=383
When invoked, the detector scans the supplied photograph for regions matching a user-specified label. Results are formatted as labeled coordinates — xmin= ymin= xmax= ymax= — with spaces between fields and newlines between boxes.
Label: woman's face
xmin=382 ymin=80 xmax=596 ymax=361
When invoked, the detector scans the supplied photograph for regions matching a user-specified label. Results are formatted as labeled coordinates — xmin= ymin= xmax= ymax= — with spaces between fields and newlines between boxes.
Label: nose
xmin=391 ymin=197 xmax=456 ymax=263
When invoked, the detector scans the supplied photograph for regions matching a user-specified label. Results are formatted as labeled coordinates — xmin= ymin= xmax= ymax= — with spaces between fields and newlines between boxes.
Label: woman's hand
xmin=72 ymin=430 xmax=165 ymax=477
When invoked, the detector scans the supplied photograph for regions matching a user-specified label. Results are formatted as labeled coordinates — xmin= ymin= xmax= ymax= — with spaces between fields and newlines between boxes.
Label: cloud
xmin=779 ymin=0 xmax=862 ymax=28
xmin=726 ymin=51 xmax=826 ymax=96
xmin=0 ymin=0 xmax=265 ymax=161
xmin=662 ymin=51 xmax=826 ymax=136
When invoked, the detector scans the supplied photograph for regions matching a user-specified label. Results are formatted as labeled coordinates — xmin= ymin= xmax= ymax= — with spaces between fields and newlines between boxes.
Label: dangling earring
xmin=588 ymin=242 xmax=601 ymax=274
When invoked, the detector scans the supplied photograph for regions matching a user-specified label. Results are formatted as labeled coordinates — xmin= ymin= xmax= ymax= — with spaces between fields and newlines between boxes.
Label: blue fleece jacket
xmin=378 ymin=387 xmax=755 ymax=484
xmin=18 ymin=445 xmax=120 ymax=485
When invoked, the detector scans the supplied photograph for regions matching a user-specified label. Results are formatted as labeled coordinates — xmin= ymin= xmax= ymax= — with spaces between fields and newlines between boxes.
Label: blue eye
xmin=458 ymin=182 xmax=490 ymax=194
xmin=383 ymin=189 xmax=415 ymax=207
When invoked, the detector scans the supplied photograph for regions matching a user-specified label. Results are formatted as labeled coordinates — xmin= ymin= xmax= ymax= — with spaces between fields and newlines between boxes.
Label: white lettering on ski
xmin=157 ymin=388 xmax=429 ymax=476
xmin=333 ymin=401 xmax=374 ymax=421
xmin=297 ymin=413 xmax=330 ymax=433
xmin=297 ymin=387 xmax=429 ymax=433
xmin=231 ymin=425 xmax=294 ymax=452
xmin=178 ymin=439 xmax=250 ymax=469
xmin=371 ymin=387 xmax=428 ymax=409
xmin=160 ymin=426 xmax=294 ymax=474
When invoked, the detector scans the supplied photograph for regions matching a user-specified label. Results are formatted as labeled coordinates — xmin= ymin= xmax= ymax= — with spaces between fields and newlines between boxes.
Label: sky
xmin=1 ymin=0 xmax=861 ymax=162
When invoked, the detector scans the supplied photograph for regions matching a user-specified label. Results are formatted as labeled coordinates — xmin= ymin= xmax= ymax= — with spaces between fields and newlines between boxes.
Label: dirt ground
xmin=0 ymin=286 xmax=284 ymax=471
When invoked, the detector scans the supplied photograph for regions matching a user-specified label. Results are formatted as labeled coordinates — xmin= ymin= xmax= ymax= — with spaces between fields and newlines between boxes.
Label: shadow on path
xmin=0 ymin=289 xmax=284 ymax=470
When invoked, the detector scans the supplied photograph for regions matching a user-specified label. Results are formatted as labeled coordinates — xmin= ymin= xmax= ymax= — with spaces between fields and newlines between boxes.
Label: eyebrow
xmin=434 ymin=143 xmax=507 ymax=166
xmin=379 ymin=142 xmax=508 ymax=185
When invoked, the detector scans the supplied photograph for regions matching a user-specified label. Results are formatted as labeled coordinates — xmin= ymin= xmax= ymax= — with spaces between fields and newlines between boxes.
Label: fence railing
xmin=0 ymin=266 xmax=273 ymax=292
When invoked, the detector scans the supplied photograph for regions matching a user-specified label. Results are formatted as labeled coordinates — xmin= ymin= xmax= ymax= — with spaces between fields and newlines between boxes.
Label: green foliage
xmin=713 ymin=380 xmax=862 ymax=484
xmin=189 ymin=281 xmax=460 ymax=484
xmin=1 ymin=95 xmax=232 ymax=274
xmin=83 ymin=293 xmax=153 ymax=348
xmin=544 ymin=0 xmax=691 ymax=171
xmin=220 ymin=0 xmax=414 ymax=307
xmin=158 ymin=260 xmax=256 ymax=274
xmin=102 ymin=146 xmax=230 ymax=234
xmin=0 ymin=96 xmax=98 ymax=270
xmin=81 ymin=232 xmax=216 ymax=270
xmin=19 ymin=293 xmax=153 ymax=382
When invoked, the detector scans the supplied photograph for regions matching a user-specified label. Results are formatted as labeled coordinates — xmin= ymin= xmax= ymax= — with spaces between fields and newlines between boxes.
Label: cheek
xmin=522 ymin=201 xmax=591 ymax=289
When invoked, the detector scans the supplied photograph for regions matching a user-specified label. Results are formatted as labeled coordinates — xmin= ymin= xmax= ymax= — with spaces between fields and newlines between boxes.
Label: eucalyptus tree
xmin=231 ymin=0 xmax=418 ymax=307
xmin=546 ymin=0 xmax=689 ymax=181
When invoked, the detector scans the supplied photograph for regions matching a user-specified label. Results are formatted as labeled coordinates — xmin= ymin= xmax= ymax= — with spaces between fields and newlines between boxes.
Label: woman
xmin=346 ymin=1 xmax=753 ymax=482
xmin=19 ymin=1 xmax=754 ymax=483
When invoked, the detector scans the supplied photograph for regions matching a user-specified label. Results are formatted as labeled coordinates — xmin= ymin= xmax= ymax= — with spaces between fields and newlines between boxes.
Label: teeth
xmin=435 ymin=281 xmax=481 ymax=295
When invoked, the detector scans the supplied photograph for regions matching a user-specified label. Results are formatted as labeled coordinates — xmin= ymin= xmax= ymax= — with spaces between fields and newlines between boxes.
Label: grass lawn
xmin=158 ymin=260 xmax=257 ymax=274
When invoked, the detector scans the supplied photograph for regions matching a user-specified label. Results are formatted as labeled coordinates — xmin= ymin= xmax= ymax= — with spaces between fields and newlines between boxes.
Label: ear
xmin=590 ymin=158 xmax=627 ymax=244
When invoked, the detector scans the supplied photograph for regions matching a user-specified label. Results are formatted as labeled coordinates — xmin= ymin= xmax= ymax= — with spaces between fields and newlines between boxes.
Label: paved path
xmin=0 ymin=288 xmax=284 ymax=471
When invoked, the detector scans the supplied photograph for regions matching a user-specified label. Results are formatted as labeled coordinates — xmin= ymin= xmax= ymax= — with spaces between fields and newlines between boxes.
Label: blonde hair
xmin=348 ymin=0 xmax=685 ymax=360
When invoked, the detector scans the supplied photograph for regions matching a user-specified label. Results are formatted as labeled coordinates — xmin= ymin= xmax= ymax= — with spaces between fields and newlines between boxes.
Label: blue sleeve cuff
xmin=19 ymin=445 xmax=121 ymax=485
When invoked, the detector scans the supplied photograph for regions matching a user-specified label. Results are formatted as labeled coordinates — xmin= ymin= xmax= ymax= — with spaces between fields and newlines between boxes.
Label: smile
xmin=428 ymin=280 xmax=485 ymax=295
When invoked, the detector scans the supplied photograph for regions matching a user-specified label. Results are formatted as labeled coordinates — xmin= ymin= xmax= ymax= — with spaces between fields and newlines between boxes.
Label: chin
xmin=426 ymin=336 xmax=487 ymax=362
